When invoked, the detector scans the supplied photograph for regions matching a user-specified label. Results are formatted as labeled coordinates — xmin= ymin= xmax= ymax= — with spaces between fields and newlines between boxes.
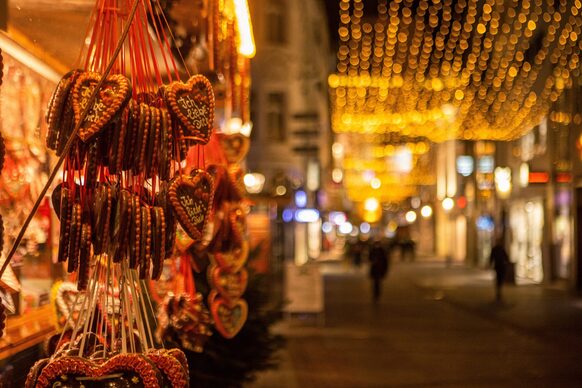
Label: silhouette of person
xmin=351 ymin=238 xmax=365 ymax=268
xmin=490 ymin=239 xmax=509 ymax=302
xmin=369 ymin=240 xmax=389 ymax=302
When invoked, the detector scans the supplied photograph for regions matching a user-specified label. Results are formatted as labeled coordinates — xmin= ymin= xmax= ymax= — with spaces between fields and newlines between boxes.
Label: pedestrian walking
xmin=369 ymin=240 xmax=389 ymax=302
xmin=490 ymin=238 xmax=509 ymax=302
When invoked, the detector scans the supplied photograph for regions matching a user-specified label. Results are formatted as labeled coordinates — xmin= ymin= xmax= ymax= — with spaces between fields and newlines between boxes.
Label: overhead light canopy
xmin=330 ymin=0 xmax=580 ymax=142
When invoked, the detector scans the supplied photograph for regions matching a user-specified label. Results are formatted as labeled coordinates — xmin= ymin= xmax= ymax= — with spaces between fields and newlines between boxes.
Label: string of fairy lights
xmin=331 ymin=0 xmax=581 ymax=207
xmin=330 ymin=0 xmax=581 ymax=142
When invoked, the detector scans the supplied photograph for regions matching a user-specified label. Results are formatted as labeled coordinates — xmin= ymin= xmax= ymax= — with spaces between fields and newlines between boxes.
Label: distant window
xmin=266 ymin=93 xmax=286 ymax=142
xmin=266 ymin=0 xmax=287 ymax=44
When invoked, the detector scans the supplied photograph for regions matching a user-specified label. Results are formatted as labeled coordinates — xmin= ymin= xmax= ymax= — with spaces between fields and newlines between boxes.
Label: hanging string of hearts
xmin=23 ymin=0 xmax=220 ymax=386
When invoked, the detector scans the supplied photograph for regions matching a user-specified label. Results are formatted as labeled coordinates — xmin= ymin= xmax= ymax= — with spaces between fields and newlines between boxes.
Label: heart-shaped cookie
xmin=32 ymin=353 xmax=163 ymax=388
xmin=72 ymin=71 xmax=131 ymax=142
xmin=217 ymin=132 xmax=250 ymax=164
xmin=168 ymin=172 xmax=214 ymax=241
xmin=208 ymin=264 xmax=248 ymax=302
xmin=210 ymin=294 xmax=248 ymax=339
xmin=212 ymin=241 xmax=249 ymax=272
xmin=164 ymin=75 xmax=215 ymax=145
xmin=146 ymin=349 xmax=190 ymax=387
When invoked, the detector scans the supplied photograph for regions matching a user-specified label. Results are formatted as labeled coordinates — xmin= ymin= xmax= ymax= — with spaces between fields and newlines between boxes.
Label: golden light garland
xmin=330 ymin=0 xmax=582 ymax=142
xmin=340 ymin=144 xmax=436 ymax=203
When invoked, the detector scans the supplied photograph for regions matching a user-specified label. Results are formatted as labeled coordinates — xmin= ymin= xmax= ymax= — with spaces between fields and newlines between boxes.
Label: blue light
xmin=282 ymin=209 xmax=294 ymax=222
xmin=476 ymin=216 xmax=495 ymax=232
xmin=294 ymin=209 xmax=320 ymax=223
xmin=360 ymin=222 xmax=371 ymax=234
xmin=295 ymin=190 xmax=307 ymax=208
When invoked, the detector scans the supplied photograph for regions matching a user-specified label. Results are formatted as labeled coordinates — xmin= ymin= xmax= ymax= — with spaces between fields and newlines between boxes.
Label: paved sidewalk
xmin=250 ymin=260 xmax=582 ymax=387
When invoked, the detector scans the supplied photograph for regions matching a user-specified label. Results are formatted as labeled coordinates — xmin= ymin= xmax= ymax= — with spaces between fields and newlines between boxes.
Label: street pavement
xmin=250 ymin=258 xmax=582 ymax=388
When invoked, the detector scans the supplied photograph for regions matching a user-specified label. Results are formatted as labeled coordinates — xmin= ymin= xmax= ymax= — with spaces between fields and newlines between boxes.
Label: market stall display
xmin=0 ymin=0 xmax=258 ymax=384
xmin=8 ymin=0 xmax=221 ymax=385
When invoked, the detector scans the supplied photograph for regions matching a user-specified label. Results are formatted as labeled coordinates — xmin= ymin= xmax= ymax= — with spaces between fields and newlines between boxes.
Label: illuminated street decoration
xmin=341 ymin=142 xmax=436 ymax=203
xmin=233 ymin=0 xmax=256 ymax=58
xmin=330 ymin=0 xmax=581 ymax=142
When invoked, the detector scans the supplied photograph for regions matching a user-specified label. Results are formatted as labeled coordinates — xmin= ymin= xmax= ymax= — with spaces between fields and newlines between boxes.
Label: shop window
xmin=266 ymin=0 xmax=287 ymax=44
xmin=266 ymin=92 xmax=287 ymax=142
xmin=0 ymin=47 xmax=58 ymax=361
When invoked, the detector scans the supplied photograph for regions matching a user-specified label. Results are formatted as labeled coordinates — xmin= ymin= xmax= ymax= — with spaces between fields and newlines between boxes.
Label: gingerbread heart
xmin=210 ymin=294 xmax=248 ymax=339
xmin=32 ymin=353 xmax=163 ymax=388
xmin=168 ymin=172 xmax=214 ymax=241
xmin=208 ymin=264 xmax=248 ymax=302
xmin=72 ymin=71 xmax=131 ymax=142
xmin=164 ymin=75 xmax=215 ymax=145
xmin=217 ymin=132 xmax=250 ymax=164
xmin=146 ymin=349 xmax=190 ymax=387
xmin=212 ymin=241 xmax=249 ymax=272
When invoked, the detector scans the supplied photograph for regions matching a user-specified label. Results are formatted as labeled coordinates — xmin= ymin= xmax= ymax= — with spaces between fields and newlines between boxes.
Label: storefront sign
xmin=556 ymin=172 xmax=572 ymax=183
xmin=528 ymin=172 xmax=549 ymax=183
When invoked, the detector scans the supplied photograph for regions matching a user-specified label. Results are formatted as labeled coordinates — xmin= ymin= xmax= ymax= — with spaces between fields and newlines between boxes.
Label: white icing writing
xmin=179 ymin=194 xmax=205 ymax=225
xmin=177 ymin=95 xmax=209 ymax=130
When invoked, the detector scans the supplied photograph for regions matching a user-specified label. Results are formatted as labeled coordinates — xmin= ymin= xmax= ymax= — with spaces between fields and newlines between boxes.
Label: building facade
xmin=247 ymin=0 xmax=332 ymax=196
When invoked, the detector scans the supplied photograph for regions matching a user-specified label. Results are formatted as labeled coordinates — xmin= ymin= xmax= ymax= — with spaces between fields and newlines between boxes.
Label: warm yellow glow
xmin=442 ymin=197 xmax=454 ymax=211
xmin=234 ymin=0 xmax=256 ymax=58
xmin=405 ymin=211 xmax=417 ymax=223
xmin=494 ymin=167 xmax=512 ymax=198
xmin=370 ymin=177 xmax=381 ymax=189
xmin=243 ymin=173 xmax=265 ymax=193
xmin=332 ymin=142 xmax=345 ymax=158
xmin=420 ymin=205 xmax=433 ymax=218
xmin=332 ymin=168 xmax=343 ymax=183
xmin=330 ymin=0 xmax=579 ymax=142
xmin=364 ymin=197 xmax=380 ymax=212
xmin=362 ymin=210 xmax=381 ymax=224
xmin=332 ymin=1 xmax=579 ymax=208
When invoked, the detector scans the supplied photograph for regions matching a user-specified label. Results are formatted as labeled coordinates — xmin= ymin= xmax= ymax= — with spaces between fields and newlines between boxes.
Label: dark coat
xmin=369 ymin=245 xmax=389 ymax=279
xmin=490 ymin=244 xmax=509 ymax=284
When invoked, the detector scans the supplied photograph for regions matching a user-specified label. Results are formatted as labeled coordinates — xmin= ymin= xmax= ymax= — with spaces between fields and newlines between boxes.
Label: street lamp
xmin=442 ymin=197 xmax=454 ymax=211
xmin=405 ymin=210 xmax=417 ymax=223
xmin=421 ymin=205 xmax=433 ymax=218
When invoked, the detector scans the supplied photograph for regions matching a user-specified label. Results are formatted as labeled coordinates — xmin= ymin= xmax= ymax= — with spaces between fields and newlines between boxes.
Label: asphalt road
xmin=251 ymin=260 xmax=582 ymax=388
